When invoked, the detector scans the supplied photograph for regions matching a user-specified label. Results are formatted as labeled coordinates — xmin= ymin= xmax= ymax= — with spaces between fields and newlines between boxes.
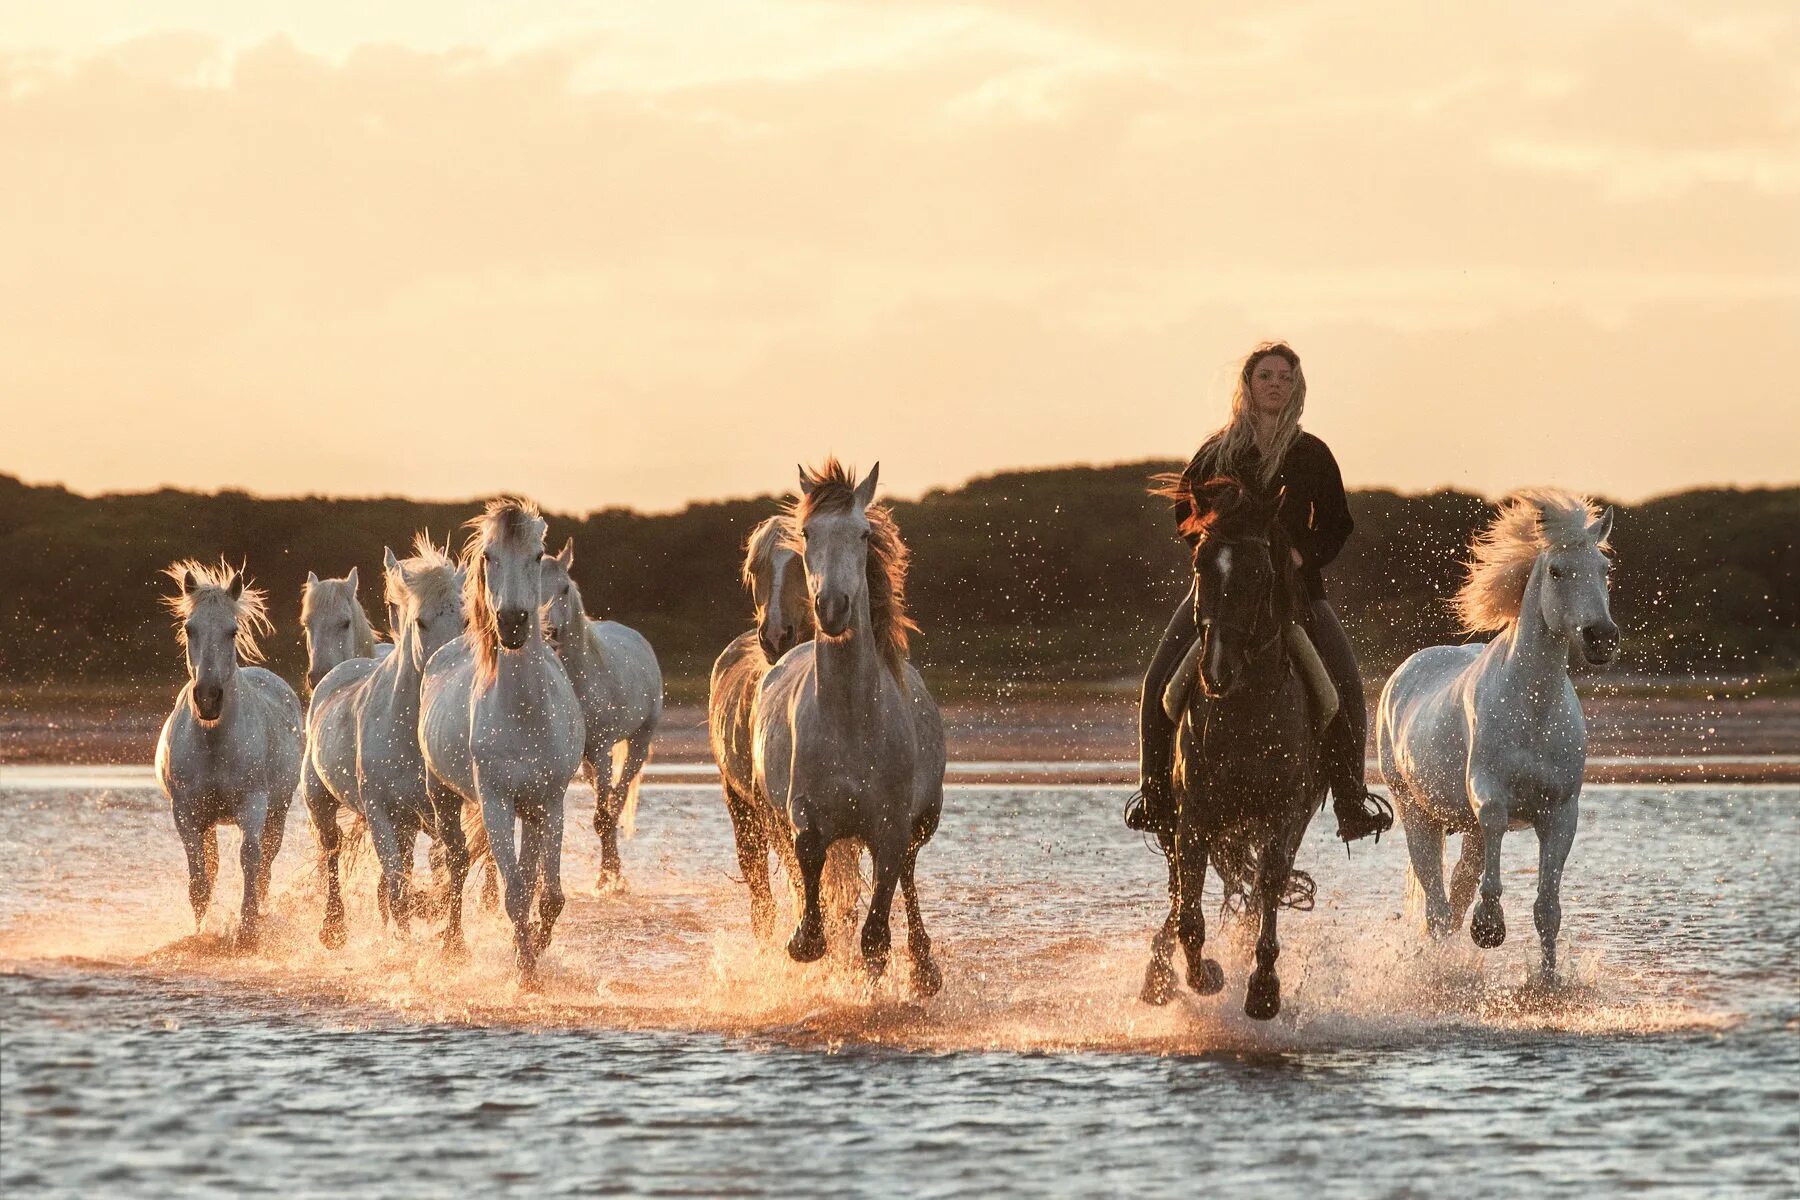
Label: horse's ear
xmin=557 ymin=537 xmax=575 ymax=568
xmin=306 ymin=570 xmax=319 ymax=587
xmin=854 ymin=462 xmax=880 ymax=510
xmin=182 ymin=569 xmax=199 ymax=596
xmin=1591 ymin=506 xmax=1615 ymax=545
xmin=383 ymin=546 xmax=401 ymax=576
xmin=227 ymin=573 xmax=245 ymax=601
xmin=345 ymin=566 xmax=359 ymax=595
xmin=797 ymin=464 xmax=815 ymax=496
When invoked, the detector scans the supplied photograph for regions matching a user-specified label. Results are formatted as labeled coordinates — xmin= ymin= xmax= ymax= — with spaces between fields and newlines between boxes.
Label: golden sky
xmin=3 ymin=1 xmax=1796 ymax=510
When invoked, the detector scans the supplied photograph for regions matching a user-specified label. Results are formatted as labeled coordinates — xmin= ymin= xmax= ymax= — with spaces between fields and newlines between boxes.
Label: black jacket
xmin=1175 ymin=431 xmax=1354 ymax=602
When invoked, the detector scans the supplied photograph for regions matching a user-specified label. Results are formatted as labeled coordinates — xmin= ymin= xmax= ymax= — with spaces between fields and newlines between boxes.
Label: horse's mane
xmin=1455 ymin=488 xmax=1609 ymax=635
xmin=790 ymin=458 xmax=916 ymax=676
xmin=162 ymin=558 xmax=273 ymax=664
xmin=389 ymin=531 xmax=459 ymax=615
xmin=741 ymin=514 xmax=794 ymax=594
xmin=460 ymin=498 xmax=547 ymax=684
xmin=302 ymin=573 xmax=382 ymax=651
xmin=1154 ymin=474 xmax=1268 ymax=544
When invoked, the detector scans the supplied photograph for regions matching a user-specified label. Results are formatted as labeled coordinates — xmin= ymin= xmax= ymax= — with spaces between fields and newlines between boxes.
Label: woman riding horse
xmin=1124 ymin=341 xmax=1392 ymax=844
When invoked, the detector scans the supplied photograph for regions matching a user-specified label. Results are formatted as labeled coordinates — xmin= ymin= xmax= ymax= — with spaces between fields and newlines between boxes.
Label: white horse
xmin=752 ymin=461 xmax=945 ymax=992
xmin=1377 ymin=489 xmax=1618 ymax=977
xmin=538 ymin=538 xmax=663 ymax=891
xmin=420 ymin=499 xmax=585 ymax=980
xmin=154 ymin=561 xmax=304 ymax=948
xmin=300 ymin=568 xmax=391 ymax=694
xmin=709 ymin=514 xmax=815 ymax=939
xmin=303 ymin=536 xmax=467 ymax=951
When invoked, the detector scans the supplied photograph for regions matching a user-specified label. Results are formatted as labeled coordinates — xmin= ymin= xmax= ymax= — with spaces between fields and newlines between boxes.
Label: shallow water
xmin=2 ymin=776 xmax=1796 ymax=1196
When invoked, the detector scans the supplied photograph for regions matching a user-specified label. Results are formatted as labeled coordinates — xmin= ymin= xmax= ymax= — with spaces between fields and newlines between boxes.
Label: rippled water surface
xmin=3 ymin=775 xmax=1796 ymax=1196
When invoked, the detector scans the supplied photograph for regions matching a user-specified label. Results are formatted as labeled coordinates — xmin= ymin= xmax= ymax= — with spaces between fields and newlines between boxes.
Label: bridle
xmin=1195 ymin=534 xmax=1286 ymax=682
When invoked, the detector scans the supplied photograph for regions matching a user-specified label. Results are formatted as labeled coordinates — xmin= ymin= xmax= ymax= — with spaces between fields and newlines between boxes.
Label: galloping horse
xmin=1377 ymin=489 xmax=1617 ymax=977
xmin=154 ymin=561 xmax=304 ymax=949
xmin=752 ymin=461 xmax=945 ymax=992
xmin=300 ymin=568 xmax=390 ymax=694
xmin=709 ymin=514 xmax=816 ymax=939
xmin=1140 ymin=479 xmax=1327 ymax=1020
xmin=420 ymin=499 xmax=585 ymax=981
xmin=538 ymin=539 xmax=663 ymax=892
xmin=302 ymin=536 xmax=466 ymax=951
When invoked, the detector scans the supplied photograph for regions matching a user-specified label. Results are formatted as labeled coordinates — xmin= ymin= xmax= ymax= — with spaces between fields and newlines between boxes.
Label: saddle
xmin=1161 ymin=623 xmax=1339 ymax=732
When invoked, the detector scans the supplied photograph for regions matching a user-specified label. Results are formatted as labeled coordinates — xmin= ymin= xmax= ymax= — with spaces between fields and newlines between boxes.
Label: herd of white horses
xmin=153 ymin=461 xmax=1618 ymax=1012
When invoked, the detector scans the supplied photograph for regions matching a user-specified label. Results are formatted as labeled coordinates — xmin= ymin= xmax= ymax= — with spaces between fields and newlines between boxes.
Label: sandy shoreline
xmin=3 ymin=685 xmax=1795 ymax=783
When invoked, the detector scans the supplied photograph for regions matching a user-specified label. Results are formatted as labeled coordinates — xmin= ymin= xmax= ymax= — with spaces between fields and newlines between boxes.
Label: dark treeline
xmin=2 ymin=470 xmax=1795 ymax=689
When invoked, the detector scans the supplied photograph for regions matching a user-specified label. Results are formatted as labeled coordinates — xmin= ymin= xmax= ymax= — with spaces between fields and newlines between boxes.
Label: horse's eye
xmin=861 ymin=530 xmax=871 ymax=542
xmin=1549 ymin=566 xmax=1564 ymax=579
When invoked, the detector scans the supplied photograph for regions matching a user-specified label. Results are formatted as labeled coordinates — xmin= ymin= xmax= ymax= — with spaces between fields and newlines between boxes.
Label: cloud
xmin=0 ymin=8 xmax=1794 ymax=509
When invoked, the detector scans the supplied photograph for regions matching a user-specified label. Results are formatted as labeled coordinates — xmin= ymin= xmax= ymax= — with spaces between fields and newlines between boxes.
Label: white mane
xmin=1454 ymin=488 xmax=1609 ymax=634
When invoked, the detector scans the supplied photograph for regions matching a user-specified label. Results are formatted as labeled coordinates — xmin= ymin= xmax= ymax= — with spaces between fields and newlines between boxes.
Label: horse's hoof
xmin=750 ymin=904 xmax=776 ymax=944
xmin=235 ymin=929 xmax=261 ymax=954
xmin=862 ymin=952 xmax=889 ymax=981
xmin=1470 ymin=899 xmax=1506 ymax=949
xmin=441 ymin=932 xmax=469 ymax=965
xmin=320 ymin=919 xmax=346 ymax=950
xmin=1188 ymin=957 xmax=1226 ymax=995
xmin=1244 ymin=971 xmax=1281 ymax=1021
xmin=787 ymin=923 xmax=827 ymax=964
xmin=1141 ymin=959 xmax=1176 ymax=1006
xmin=594 ymin=872 xmax=626 ymax=896
xmin=911 ymin=956 xmax=943 ymax=998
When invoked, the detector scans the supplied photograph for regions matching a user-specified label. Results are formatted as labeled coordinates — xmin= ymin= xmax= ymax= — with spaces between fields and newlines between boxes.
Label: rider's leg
xmin=1308 ymin=599 xmax=1393 ymax=842
xmin=1126 ymin=582 xmax=1199 ymax=833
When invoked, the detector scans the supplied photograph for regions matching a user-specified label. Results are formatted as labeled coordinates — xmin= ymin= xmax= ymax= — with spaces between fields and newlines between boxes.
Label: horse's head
xmin=743 ymin=515 xmax=813 ymax=663
xmin=795 ymin=461 xmax=880 ymax=639
xmin=301 ymin=568 xmax=368 ymax=691
xmin=464 ymin=498 xmax=549 ymax=661
xmin=384 ymin=536 xmax=465 ymax=669
xmin=164 ymin=560 xmax=270 ymax=723
xmin=1184 ymin=479 xmax=1285 ymax=700
xmin=1536 ymin=504 xmax=1619 ymax=667
xmin=537 ymin=538 xmax=585 ymax=647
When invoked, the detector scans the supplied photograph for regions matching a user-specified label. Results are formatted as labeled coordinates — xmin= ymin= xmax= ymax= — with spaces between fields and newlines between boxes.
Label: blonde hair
xmin=1212 ymin=341 xmax=1306 ymax=489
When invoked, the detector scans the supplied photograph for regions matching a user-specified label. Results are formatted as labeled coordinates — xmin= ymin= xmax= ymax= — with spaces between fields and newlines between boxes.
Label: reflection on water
xmin=2 ymin=780 xmax=1796 ymax=1195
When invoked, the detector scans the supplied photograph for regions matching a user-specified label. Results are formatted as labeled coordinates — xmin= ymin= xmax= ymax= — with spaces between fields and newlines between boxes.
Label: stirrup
xmin=1123 ymin=786 xmax=1171 ymax=836
xmin=1334 ymin=787 xmax=1394 ymax=844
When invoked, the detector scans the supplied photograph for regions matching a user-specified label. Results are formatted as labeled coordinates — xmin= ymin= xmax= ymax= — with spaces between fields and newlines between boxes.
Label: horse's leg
xmin=428 ymin=773 xmax=470 ymax=961
xmin=724 ymin=783 xmax=775 ymax=940
xmin=364 ymin=804 xmax=409 ymax=939
xmin=1532 ymin=800 xmax=1579 ymax=979
xmin=479 ymin=793 xmax=534 ymax=979
xmin=859 ymin=840 xmax=902 ymax=979
xmin=584 ymin=758 xmax=623 ymax=894
xmin=256 ymin=791 xmax=288 ymax=908
xmin=1397 ymin=787 xmax=1454 ymax=937
xmin=1448 ymin=829 xmax=1484 ymax=932
xmin=602 ymin=730 xmax=654 ymax=889
xmin=532 ymin=800 xmax=567 ymax=955
xmin=1244 ymin=833 xmax=1299 ymax=1021
xmin=1175 ymin=820 xmax=1223 ymax=995
xmin=787 ymin=818 xmax=828 ymax=964
xmin=1140 ymin=827 xmax=1181 ymax=1006
xmin=1468 ymin=774 xmax=1510 ymax=949
xmin=234 ymin=790 xmax=272 ymax=950
xmin=175 ymin=809 xmax=216 ymax=933
xmin=899 ymin=842 xmax=940 ymax=997
xmin=303 ymin=766 xmax=347 ymax=947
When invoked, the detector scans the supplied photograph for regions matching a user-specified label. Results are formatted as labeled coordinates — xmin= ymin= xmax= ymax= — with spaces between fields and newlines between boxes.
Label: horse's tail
xmin=614 ymin=747 xmax=644 ymax=841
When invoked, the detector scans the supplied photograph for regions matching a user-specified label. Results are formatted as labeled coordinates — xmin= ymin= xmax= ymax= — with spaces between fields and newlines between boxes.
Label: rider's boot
xmin=1124 ymin=706 xmax=1177 ymax=836
xmin=1327 ymin=720 xmax=1392 ymax=843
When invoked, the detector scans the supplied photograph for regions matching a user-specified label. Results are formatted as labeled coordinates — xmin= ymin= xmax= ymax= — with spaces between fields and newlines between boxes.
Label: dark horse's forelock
xmin=1151 ymin=473 xmax=1267 ymax=544
xmin=790 ymin=457 xmax=917 ymax=676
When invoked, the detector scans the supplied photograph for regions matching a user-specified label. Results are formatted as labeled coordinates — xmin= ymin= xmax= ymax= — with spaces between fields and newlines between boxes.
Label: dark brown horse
xmin=1140 ymin=477 xmax=1327 ymax=1020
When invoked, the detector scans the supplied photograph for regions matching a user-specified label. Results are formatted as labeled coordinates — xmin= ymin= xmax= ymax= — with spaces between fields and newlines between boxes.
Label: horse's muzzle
xmin=1581 ymin=622 xmax=1620 ymax=665
xmin=496 ymin=608 xmax=532 ymax=650
xmin=815 ymin=595 xmax=850 ymax=638
xmin=306 ymin=667 xmax=327 ymax=692
xmin=758 ymin=623 xmax=796 ymax=663
xmin=192 ymin=685 xmax=223 ymax=722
